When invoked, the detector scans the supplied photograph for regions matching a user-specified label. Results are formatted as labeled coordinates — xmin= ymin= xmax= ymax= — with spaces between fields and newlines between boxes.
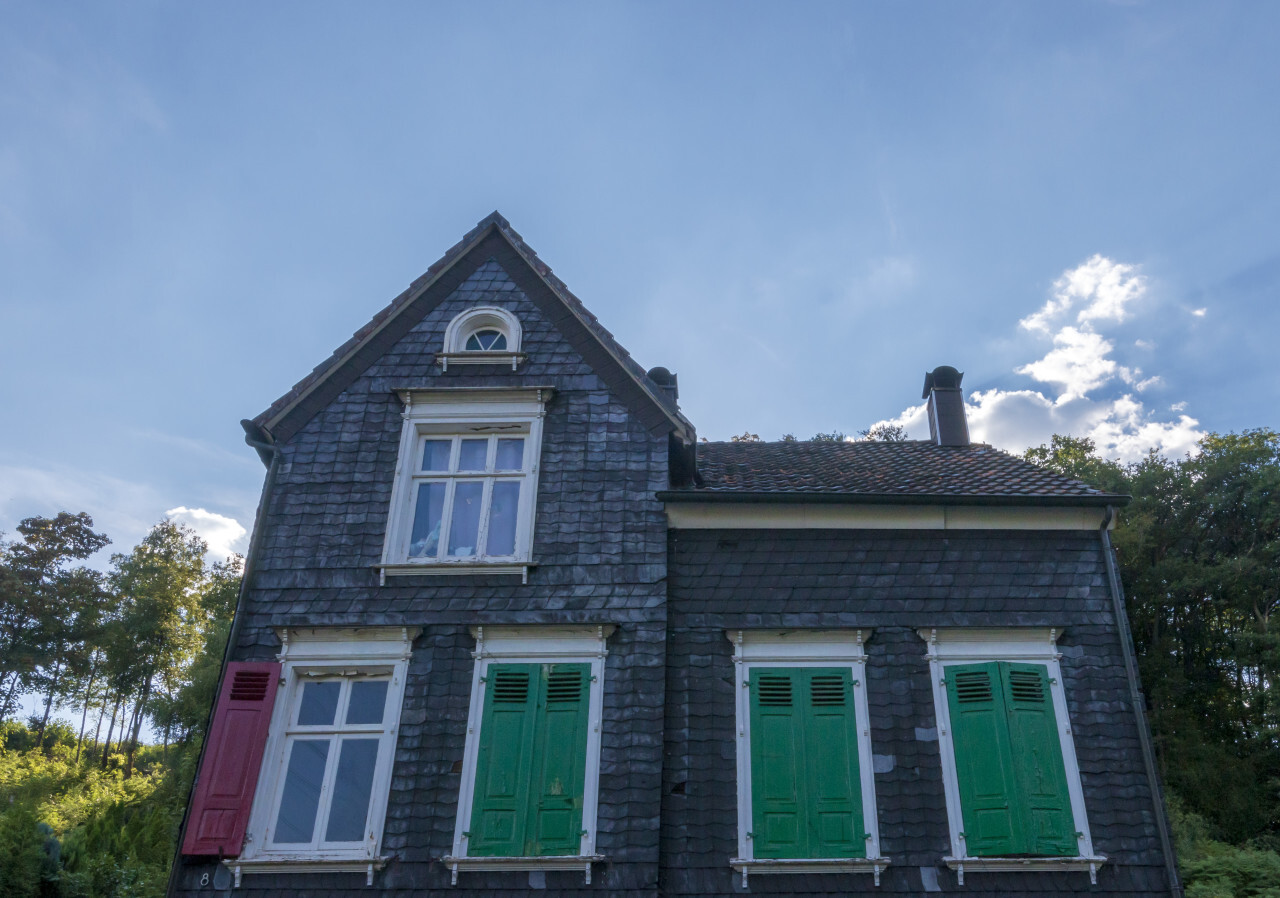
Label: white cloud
xmin=1015 ymin=326 xmax=1121 ymax=399
xmin=870 ymin=255 xmax=1205 ymax=463
xmin=1191 ymin=307 xmax=1207 ymax=317
xmin=165 ymin=506 xmax=248 ymax=563
xmin=1019 ymin=255 xmax=1146 ymax=333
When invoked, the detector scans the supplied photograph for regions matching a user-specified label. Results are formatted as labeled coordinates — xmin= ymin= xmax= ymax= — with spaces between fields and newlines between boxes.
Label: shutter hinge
xmin=580 ymin=829 xmax=589 ymax=837
xmin=590 ymin=675 xmax=598 ymax=683
xmin=1075 ymin=831 xmax=1084 ymax=839
xmin=746 ymin=832 xmax=753 ymax=839
xmin=462 ymin=831 xmax=470 ymax=839
xmin=478 ymin=676 xmax=486 ymax=684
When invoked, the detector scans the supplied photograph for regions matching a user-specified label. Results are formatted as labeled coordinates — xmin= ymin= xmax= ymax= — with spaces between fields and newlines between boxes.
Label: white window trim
xmin=917 ymin=627 xmax=1106 ymax=885
xmin=439 ymin=306 xmax=524 ymax=371
xmin=229 ymin=626 xmax=419 ymax=887
xmin=379 ymin=388 xmax=549 ymax=581
xmin=725 ymin=629 xmax=888 ymax=888
xmin=443 ymin=625 xmax=613 ymax=885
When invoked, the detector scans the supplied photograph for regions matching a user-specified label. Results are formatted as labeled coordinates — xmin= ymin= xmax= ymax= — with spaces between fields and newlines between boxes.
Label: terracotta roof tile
xmin=683 ymin=440 xmax=1122 ymax=499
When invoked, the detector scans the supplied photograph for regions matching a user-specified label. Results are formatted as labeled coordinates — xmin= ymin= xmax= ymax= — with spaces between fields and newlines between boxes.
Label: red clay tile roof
xmin=677 ymin=440 xmax=1125 ymax=501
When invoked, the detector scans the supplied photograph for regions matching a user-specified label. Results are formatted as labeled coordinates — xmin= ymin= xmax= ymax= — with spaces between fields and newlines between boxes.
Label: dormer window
xmin=440 ymin=307 xmax=524 ymax=370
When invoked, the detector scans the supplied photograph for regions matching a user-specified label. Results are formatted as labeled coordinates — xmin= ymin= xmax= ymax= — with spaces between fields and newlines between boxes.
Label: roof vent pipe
xmin=922 ymin=366 xmax=970 ymax=447
xmin=646 ymin=366 xmax=679 ymax=403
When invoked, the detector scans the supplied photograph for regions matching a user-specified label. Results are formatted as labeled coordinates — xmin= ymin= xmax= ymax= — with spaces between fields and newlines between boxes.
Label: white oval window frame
xmin=443 ymin=307 xmax=522 ymax=355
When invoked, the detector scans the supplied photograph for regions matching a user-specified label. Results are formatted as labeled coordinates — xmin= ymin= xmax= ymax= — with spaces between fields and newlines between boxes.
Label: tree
xmin=0 ymin=513 xmax=110 ymax=725
xmin=859 ymin=423 xmax=908 ymax=442
xmin=1026 ymin=430 xmax=1280 ymax=845
xmin=105 ymin=521 xmax=209 ymax=777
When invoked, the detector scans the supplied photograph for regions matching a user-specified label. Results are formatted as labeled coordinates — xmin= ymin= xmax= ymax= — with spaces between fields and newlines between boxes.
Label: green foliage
xmin=1027 ymin=430 xmax=1280 ymax=847
xmin=0 ymin=513 xmax=239 ymax=898
xmin=1171 ymin=794 xmax=1280 ymax=897
xmin=858 ymin=423 xmax=908 ymax=442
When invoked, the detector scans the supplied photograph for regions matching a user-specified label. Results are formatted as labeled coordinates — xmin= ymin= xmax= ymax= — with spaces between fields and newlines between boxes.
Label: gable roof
xmin=660 ymin=440 xmax=1129 ymax=506
xmin=252 ymin=212 xmax=694 ymax=444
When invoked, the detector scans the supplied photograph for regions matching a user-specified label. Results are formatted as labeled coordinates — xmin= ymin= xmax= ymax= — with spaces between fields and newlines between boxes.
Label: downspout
xmin=165 ymin=421 xmax=281 ymax=897
xmin=1099 ymin=505 xmax=1183 ymax=897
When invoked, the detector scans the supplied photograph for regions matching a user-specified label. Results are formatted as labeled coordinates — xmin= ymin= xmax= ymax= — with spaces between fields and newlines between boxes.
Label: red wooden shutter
xmin=182 ymin=661 xmax=281 ymax=856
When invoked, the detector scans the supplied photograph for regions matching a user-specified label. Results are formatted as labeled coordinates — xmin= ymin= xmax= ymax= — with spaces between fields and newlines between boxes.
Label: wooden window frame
xmin=379 ymin=389 xmax=548 ymax=580
xmin=918 ymin=627 xmax=1106 ymax=884
xmin=725 ymin=629 xmax=887 ymax=888
xmin=225 ymin=627 xmax=418 ymax=887
xmin=444 ymin=625 xmax=613 ymax=885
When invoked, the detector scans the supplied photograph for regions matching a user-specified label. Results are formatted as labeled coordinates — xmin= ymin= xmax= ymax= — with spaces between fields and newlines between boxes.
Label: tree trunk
xmin=100 ymin=694 xmax=121 ymax=770
xmin=0 ymin=671 xmax=21 ymax=720
xmin=75 ymin=659 xmax=99 ymax=763
xmin=36 ymin=657 xmax=63 ymax=751
xmin=125 ymin=679 xmax=151 ymax=779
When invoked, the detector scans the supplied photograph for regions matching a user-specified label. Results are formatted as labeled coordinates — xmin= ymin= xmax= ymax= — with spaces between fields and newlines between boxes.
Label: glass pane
xmin=408 ymin=482 xmax=446 ymax=557
xmin=346 ymin=681 xmax=389 ymax=725
xmin=273 ymin=739 xmax=329 ymax=843
xmin=297 ymin=681 xmax=340 ymax=726
xmin=486 ymin=481 xmax=521 ymax=556
xmin=420 ymin=439 xmax=451 ymax=472
xmin=495 ymin=438 xmax=524 ymax=471
xmin=464 ymin=329 xmax=507 ymax=351
xmin=447 ymin=481 xmax=484 ymax=556
xmin=324 ymin=739 xmax=380 ymax=842
xmin=458 ymin=439 xmax=488 ymax=472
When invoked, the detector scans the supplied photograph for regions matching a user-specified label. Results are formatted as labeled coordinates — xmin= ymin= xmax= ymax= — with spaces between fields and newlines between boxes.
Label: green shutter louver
xmin=749 ymin=668 xmax=865 ymax=859
xmin=946 ymin=661 xmax=1077 ymax=858
xmin=468 ymin=663 xmax=590 ymax=858
xmin=1002 ymin=663 xmax=1076 ymax=856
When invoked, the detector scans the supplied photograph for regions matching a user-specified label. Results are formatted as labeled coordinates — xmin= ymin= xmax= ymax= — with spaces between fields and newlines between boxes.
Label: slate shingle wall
xmin=661 ymin=527 xmax=1174 ymax=897
xmin=171 ymin=259 xmax=669 ymax=897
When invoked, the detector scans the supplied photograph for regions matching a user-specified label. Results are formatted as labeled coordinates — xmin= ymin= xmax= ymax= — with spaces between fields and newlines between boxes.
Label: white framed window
xmin=918 ymin=627 xmax=1106 ymax=885
xmin=439 ymin=307 xmax=524 ymax=371
xmin=380 ymin=389 xmax=548 ymax=579
xmin=725 ymin=629 xmax=887 ymax=888
xmin=444 ymin=625 xmax=612 ymax=885
xmin=229 ymin=627 xmax=418 ymax=886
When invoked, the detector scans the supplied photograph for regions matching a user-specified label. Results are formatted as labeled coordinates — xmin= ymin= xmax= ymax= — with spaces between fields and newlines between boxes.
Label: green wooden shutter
xmin=524 ymin=663 xmax=591 ymax=856
xmin=750 ymin=670 xmax=805 ymax=858
xmin=750 ymin=668 xmax=864 ymax=859
xmin=1001 ymin=663 xmax=1076 ymax=856
xmin=802 ymin=669 xmax=866 ymax=858
xmin=946 ymin=662 xmax=1019 ymax=857
xmin=468 ymin=664 xmax=537 ymax=856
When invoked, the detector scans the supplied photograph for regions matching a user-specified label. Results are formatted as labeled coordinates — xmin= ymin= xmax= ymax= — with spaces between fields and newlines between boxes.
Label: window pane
xmin=409 ymin=482 xmax=446 ymax=558
xmin=324 ymin=739 xmax=380 ymax=842
xmin=421 ymin=439 xmax=451 ymax=472
xmin=458 ymin=439 xmax=488 ymax=472
xmin=346 ymin=681 xmax=389 ymax=725
xmin=495 ymin=438 xmax=524 ymax=471
xmin=465 ymin=329 xmax=507 ymax=351
xmin=273 ymin=740 xmax=330 ymax=843
xmin=486 ymin=481 xmax=521 ymax=556
xmin=297 ymin=681 xmax=340 ymax=726
xmin=448 ymin=482 xmax=484 ymax=556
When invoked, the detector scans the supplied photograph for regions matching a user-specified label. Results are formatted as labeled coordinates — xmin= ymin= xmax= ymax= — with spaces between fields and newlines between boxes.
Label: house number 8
xmin=199 ymin=873 xmax=209 ymax=887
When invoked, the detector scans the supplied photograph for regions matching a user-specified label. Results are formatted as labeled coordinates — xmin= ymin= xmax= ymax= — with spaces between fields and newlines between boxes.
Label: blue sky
xmin=2 ymin=1 xmax=1278 ymax=565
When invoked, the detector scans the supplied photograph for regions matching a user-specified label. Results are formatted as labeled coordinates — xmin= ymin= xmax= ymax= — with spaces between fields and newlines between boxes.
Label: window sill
xmin=375 ymin=561 xmax=533 ymax=584
xmin=222 ymin=856 xmax=388 ymax=887
xmin=730 ymin=857 xmax=890 ymax=888
xmin=441 ymin=855 xmax=605 ymax=885
xmin=437 ymin=351 xmax=526 ymax=371
xmin=943 ymin=855 xmax=1106 ymax=885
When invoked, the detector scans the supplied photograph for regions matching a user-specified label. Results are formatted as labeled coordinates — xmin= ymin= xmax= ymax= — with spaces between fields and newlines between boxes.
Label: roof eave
xmin=655 ymin=490 xmax=1132 ymax=508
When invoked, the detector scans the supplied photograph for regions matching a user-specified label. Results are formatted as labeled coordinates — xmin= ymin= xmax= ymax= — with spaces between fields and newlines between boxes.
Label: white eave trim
xmin=665 ymin=503 xmax=1113 ymax=531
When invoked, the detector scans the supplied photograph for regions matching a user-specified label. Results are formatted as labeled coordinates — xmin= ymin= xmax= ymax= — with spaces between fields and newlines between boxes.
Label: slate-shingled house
xmin=169 ymin=213 xmax=1181 ymax=897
